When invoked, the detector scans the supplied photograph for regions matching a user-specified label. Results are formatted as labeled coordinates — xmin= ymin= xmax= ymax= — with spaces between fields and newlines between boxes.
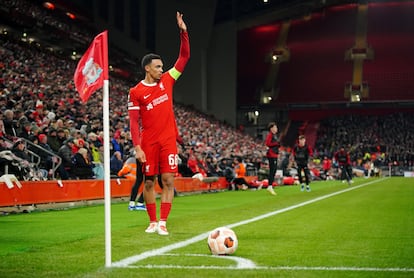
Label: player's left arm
xmin=169 ymin=12 xmax=190 ymax=81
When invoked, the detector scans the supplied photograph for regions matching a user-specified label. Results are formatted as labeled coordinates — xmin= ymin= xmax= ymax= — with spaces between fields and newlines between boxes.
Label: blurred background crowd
xmin=1 ymin=0 xmax=413 ymax=183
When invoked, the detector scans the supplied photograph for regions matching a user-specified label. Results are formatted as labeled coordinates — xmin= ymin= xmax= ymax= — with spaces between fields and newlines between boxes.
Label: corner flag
xmin=74 ymin=31 xmax=112 ymax=267
xmin=74 ymin=31 xmax=108 ymax=102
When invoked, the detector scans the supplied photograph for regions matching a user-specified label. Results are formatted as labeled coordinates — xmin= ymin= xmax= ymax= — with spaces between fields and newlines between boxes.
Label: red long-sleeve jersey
xmin=265 ymin=131 xmax=280 ymax=158
xmin=128 ymin=31 xmax=190 ymax=147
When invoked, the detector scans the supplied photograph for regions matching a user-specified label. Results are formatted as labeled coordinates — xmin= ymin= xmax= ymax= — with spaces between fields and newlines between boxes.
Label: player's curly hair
xmin=141 ymin=53 xmax=161 ymax=69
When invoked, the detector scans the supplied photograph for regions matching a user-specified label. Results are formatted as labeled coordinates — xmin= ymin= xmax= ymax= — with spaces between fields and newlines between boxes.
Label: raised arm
xmin=171 ymin=12 xmax=190 ymax=76
xmin=176 ymin=11 xmax=187 ymax=32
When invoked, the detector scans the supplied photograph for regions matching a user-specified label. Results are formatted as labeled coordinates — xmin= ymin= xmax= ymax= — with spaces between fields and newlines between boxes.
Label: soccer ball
xmin=207 ymin=227 xmax=238 ymax=255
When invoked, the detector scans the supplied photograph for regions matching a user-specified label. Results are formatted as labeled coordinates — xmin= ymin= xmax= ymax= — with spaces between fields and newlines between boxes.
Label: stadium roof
xmin=0 ymin=0 xmax=364 ymax=57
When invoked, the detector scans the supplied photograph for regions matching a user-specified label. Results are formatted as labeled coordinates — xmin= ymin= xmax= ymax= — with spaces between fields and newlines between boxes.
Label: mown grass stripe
xmin=112 ymin=178 xmax=387 ymax=268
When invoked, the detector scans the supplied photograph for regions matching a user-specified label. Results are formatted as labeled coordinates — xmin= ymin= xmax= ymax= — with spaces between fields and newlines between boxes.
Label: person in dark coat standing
xmin=292 ymin=135 xmax=313 ymax=192
xmin=265 ymin=122 xmax=280 ymax=196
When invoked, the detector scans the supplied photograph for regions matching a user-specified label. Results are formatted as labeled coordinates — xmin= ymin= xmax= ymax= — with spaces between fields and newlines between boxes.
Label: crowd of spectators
xmin=1 ymin=0 xmax=413 ymax=182
xmin=314 ymin=113 xmax=414 ymax=170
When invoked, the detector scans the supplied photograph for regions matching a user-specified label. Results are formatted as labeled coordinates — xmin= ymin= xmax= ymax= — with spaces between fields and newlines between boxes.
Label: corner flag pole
xmin=103 ymin=79 xmax=111 ymax=267
xmin=100 ymin=31 xmax=111 ymax=268
xmin=103 ymin=80 xmax=112 ymax=267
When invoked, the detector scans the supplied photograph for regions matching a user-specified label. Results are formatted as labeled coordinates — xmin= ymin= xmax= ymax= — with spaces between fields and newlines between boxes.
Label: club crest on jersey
xmin=82 ymin=58 xmax=103 ymax=85
xmin=146 ymin=103 xmax=154 ymax=110
xmin=159 ymin=82 xmax=165 ymax=91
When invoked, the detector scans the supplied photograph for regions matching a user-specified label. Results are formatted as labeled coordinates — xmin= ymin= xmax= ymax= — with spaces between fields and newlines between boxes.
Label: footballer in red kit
xmin=128 ymin=12 xmax=190 ymax=235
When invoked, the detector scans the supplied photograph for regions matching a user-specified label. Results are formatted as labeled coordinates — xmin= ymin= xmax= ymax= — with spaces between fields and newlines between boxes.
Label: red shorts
xmin=142 ymin=138 xmax=178 ymax=176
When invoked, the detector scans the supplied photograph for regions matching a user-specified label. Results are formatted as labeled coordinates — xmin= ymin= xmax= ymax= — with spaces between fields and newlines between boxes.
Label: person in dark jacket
xmin=12 ymin=138 xmax=47 ymax=180
xmin=36 ymin=133 xmax=55 ymax=175
xmin=47 ymin=128 xmax=61 ymax=154
xmin=265 ymin=122 xmax=280 ymax=196
xmin=110 ymin=151 xmax=123 ymax=176
xmin=72 ymin=147 xmax=94 ymax=179
xmin=334 ymin=146 xmax=353 ymax=185
xmin=57 ymin=137 xmax=75 ymax=179
xmin=292 ymin=135 xmax=313 ymax=192
xmin=10 ymin=139 xmax=32 ymax=179
xmin=3 ymin=109 xmax=17 ymax=138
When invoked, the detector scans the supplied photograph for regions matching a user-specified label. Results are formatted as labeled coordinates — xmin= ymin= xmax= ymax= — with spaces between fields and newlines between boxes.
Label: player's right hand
xmin=135 ymin=146 xmax=146 ymax=163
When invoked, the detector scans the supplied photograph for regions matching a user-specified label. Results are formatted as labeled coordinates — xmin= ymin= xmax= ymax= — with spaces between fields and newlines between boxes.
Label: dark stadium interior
xmin=0 ymin=0 xmax=361 ymax=79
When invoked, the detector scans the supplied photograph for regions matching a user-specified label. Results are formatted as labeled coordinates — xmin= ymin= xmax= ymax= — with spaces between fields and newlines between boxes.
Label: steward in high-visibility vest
xmin=118 ymin=156 xmax=146 ymax=211
xmin=117 ymin=157 xmax=137 ymax=180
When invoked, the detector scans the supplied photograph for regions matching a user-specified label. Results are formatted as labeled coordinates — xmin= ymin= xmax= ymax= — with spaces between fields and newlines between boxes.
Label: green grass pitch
xmin=0 ymin=177 xmax=413 ymax=277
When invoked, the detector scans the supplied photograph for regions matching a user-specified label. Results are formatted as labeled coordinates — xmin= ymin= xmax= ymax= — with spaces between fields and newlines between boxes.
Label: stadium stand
xmin=0 ymin=0 xmax=413 ymax=199
xmin=238 ymin=2 xmax=414 ymax=104
xmin=278 ymin=5 xmax=356 ymax=103
xmin=364 ymin=2 xmax=414 ymax=101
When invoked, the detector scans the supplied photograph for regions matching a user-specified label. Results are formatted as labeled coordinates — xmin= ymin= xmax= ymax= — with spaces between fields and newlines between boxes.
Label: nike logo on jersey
xmin=144 ymin=94 xmax=151 ymax=99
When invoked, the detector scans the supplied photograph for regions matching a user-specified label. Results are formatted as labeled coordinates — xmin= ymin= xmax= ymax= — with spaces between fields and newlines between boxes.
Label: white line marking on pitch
xmin=123 ymin=263 xmax=414 ymax=273
xmin=162 ymin=253 xmax=257 ymax=269
xmin=120 ymin=253 xmax=414 ymax=272
xmin=112 ymin=178 xmax=406 ymax=272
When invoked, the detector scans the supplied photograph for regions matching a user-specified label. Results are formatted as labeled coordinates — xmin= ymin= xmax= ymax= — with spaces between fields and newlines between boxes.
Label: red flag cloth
xmin=74 ymin=31 xmax=108 ymax=102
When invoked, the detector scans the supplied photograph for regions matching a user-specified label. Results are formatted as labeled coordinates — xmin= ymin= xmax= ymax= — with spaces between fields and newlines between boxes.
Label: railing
xmin=1 ymin=137 xmax=62 ymax=180
xmin=23 ymin=139 xmax=62 ymax=179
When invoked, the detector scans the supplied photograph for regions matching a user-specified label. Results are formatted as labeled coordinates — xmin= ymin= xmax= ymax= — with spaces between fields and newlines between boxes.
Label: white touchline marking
xmin=269 ymin=266 xmax=414 ymax=272
xmin=122 ymin=263 xmax=414 ymax=272
xmin=112 ymin=178 xmax=410 ymax=272
xmin=225 ymin=178 xmax=387 ymax=230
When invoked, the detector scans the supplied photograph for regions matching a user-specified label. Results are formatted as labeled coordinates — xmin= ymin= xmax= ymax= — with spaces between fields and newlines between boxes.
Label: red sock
xmin=160 ymin=202 xmax=172 ymax=222
xmin=146 ymin=203 xmax=157 ymax=222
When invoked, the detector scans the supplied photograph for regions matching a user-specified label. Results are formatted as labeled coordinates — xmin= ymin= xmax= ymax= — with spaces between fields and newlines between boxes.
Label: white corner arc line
xmin=111 ymin=232 xmax=210 ymax=267
xmin=112 ymin=178 xmax=387 ymax=268
xmin=162 ymin=253 xmax=257 ymax=269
